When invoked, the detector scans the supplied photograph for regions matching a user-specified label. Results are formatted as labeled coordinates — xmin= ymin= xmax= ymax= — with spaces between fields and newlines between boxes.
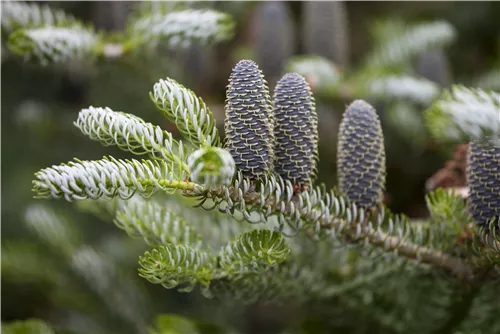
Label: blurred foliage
xmin=2 ymin=1 xmax=500 ymax=334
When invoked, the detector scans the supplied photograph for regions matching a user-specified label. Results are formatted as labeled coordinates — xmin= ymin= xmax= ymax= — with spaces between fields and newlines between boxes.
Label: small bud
xmin=273 ymin=73 xmax=317 ymax=187
xmin=187 ymin=147 xmax=235 ymax=189
xmin=467 ymin=138 xmax=500 ymax=229
xmin=224 ymin=59 xmax=274 ymax=180
xmin=337 ymin=100 xmax=386 ymax=209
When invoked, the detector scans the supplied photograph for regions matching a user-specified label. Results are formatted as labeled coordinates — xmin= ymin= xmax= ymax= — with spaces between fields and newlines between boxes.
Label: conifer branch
xmin=354 ymin=224 xmax=474 ymax=280
xmin=477 ymin=223 xmax=500 ymax=255
xmin=7 ymin=26 xmax=99 ymax=66
xmin=149 ymin=314 xmax=204 ymax=334
xmin=128 ymin=9 xmax=234 ymax=49
xmin=32 ymin=156 xmax=198 ymax=201
xmin=1 ymin=319 xmax=56 ymax=334
xmin=195 ymin=173 xmax=475 ymax=281
xmin=425 ymin=85 xmax=500 ymax=142
xmin=368 ymin=75 xmax=441 ymax=104
xmin=151 ymin=78 xmax=220 ymax=147
xmin=114 ymin=196 xmax=203 ymax=249
xmin=139 ymin=0 xmax=214 ymax=16
xmin=23 ymin=204 xmax=150 ymax=330
xmin=74 ymin=106 xmax=190 ymax=176
xmin=210 ymin=262 xmax=326 ymax=304
xmin=1 ymin=1 xmax=78 ymax=33
xmin=25 ymin=204 xmax=81 ymax=254
xmin=475 ymin=67 xmax=500 ymax=91
xmin=218 ymin=230 xmax=290 ymax=274
xmin=138 ymin=244 xmax=214 ymax=291
xmin=70 ymin=246 xmax=150 ymax=330
xmin=2 ymin=242 xmax=63 ymax=285
xmin=453 ymin=281 xmax=500 ymax=333
xmin=305 ymin=203 xmax=473 ymax=280
xmin=367 ymin=20 xmax=456 ymax=68
xmin=285 ymin=55 xmax=341 ymax=92
xmin=321 ymin=256 xmax=405 ymax=298
xmin=425 ymin=189 xmax=475 ymax=252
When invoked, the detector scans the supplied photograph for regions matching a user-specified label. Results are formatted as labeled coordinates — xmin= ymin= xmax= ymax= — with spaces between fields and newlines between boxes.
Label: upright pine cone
xmin=337 ymin=100 xmax=386 ymax=210
xmin=467 ymin=138 xmax=500 ymax=228
xmin=224 ymin=60 xmax=274 ymax=179
xmin=273 ymin=73 xmax=317 ymax=187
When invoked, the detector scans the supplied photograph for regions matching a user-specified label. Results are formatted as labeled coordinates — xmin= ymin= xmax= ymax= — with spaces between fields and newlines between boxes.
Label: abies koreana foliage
xmin=25 ymin=54 xmax=500 ymax=331
xmin=6 ymin=3 xmax=500 ymax=331
xmin=2 ymin=1 xmax=235 ymax=65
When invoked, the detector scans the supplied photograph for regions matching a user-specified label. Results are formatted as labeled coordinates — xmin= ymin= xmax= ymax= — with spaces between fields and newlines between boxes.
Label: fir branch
xmin=159 ymin=194 xmax=256 ymax=252
xmin=70 ymin=246 xmax=150 ymax=330
xmin=426 ymin=188 xmax=474 ymax=234
xmin=7 ymin=26 xmax=99 ymax=66
xmin=454 ymin=281 xmax=500 ymax=334
xmin=285 ymin=55 xmax=341 ymax=92
xmin=477 ymin=221 xmax=500 ymax=256
xmin=128 ymin=9 xmax=235 ymax=49
xmin=218 ymin=230 xmax=290 ymax=274
xmin=475 ymin=67 xmax=500 ymax=91
xmin=209 ymin=262 xmax=326 ymax=304
xmin=151 ymin=77 xmax=220 ymax=147
xmin=139 ymin=0 xmax=214 ymax=15
xmin=322 ymin=254 xmax=405 ymax=298
xmin=425 ymin=189 xmax=479 ymax=257
xmin=74 ymin=106 xmax=190 ymax=176
xmin=23 ymin=204 xmax=150 ymax=330
xmin=1 ymin=242 xmax=63 ymax=285
xmin=74 ymin=197 xmax=121 ymax=223
xmin=32 ymin=156 xmax=198 ymax=201
xmin=370 ymin=18 xmax=408 ymax=47
xmin=385 ymin=102 xmax=427 ymax=144
xmin=339 ymin=265 xmax=459 ymax=333
xmin=425 ymin=85 xmax=500 ymax=142
xmin=149 ymin=314 xmax=201 ymax=334
xmin=367 ymin=20 xmax=456 ymax=68
xmin=114 ymin=196 xmax=203 ymax=249
xmin=1 ymin=1 xmax=77 ymax=33
xmin=138 ymin=244 xmax=214 ymax=291
xmin=195 ymin=172 xmax=475 ymax=280
xmin=368 ymin=75 xmax=441 ymax=105
xmin=25 ymin=204 xmax=81 ymax=254
xmin=1 ymin=319 xmax=56 ymax=334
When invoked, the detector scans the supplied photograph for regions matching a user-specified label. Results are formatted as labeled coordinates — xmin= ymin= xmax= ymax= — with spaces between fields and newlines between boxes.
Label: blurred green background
xmin=2 ymin=1 xmax=499 ymax=333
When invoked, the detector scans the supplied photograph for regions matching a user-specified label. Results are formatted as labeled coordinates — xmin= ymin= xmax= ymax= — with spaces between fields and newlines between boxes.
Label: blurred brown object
xmin=426 ymin=144 xmax=470 ymax=198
